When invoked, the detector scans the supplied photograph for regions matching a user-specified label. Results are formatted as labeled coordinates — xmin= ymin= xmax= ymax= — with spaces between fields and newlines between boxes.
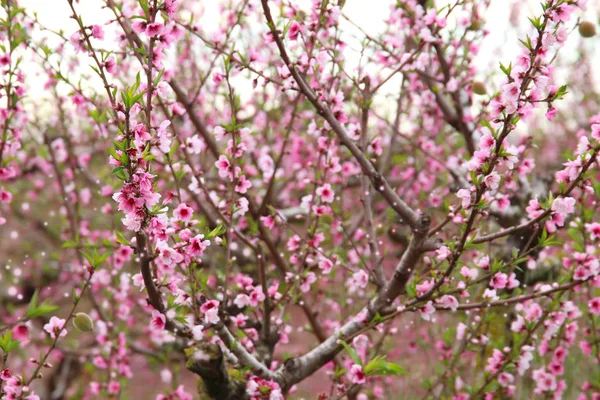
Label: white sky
xmin=16 ymin=0 xmax=600 ymax=115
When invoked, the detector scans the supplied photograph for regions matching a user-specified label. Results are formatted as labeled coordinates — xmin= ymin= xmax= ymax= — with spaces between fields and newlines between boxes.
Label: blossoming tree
xmin=0 ymin=0 xmax=600 ymax=398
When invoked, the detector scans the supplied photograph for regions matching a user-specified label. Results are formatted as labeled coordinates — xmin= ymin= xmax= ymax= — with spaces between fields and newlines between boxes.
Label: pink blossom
xmin=533 ymin=368 xmax=557 ymax=393
xmin=150 ymin=310 xmax=166 ymax=331
xmin=591 ymin=124 xmax=600 ymax=141
xmin=585 ymin=222 xmax=600 ymax=240
xmin=91 ymin=25 xmax=104 ymax=40
xmin=107 ymin=381 xmax=121 ymax=394
xmin=192 ymin=325 xmax=204 ymax=340
xmin=438 ymin=295 xmax=459 ymax=311
xmin=436 ymin=245 xmax=451 ymax=261
xmin=215 ymin=155 xmax=232 ymax=178
xmin=145 ymin=22 xmax=164 ymax=37
xmin=260 ymin=215 xmax=275 ymax=229
xmin=349 ymin=364 xmax=366 ymax=384
xmin=173 ymin=203 xmax=193 ymax=222
xmin=456 ymin=189 xmax=471 ymax=208
xmin=588 ymin=297 xmax=600 ymax=315
xmin=420 ymin=301 xmax=436 ymax=321
xmin=288 ymin=21 xmax=301 ymax=40
xmin=235 ymin=175 xmax=252 ymax=194
xmin=200 ymin=300 xmax=220 ymax=325
xmin=44 ymin=316 xmax=67 ymax=339
xmin=316 ymin=183 xmax=335 ymax=203
xmin=525 ymin=302 xmax=543 ymax=322
xmin=483 ymin=172 xmax=500 ymax=190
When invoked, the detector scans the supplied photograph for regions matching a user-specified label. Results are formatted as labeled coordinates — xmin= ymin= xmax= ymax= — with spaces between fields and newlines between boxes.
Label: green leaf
xmin=0 ymin=331 xmax=20 ymax=353
xmin=26 ymin=290 xmax=59 ymax=318
xmin=108 ymin=147 xmax=121 ymax=162
xmin=499 ymin=61 xmax=512 ymax=77
xmin=80 ymin=250 xmax=95 ymax=266
xmin=112 ymin=166 xmax=128 ymax=181
xmin=27 ymin=289 xmax=40 ymax=316
xmin=339 ymin=340 xmax=362 ymax=366
xmin=95 ymin=252 xmax=111 ymax=266
xmin=115 ymin=231 xmax=130 ymax=245
xmin=26 ymin=304 xmax=60 ymax=318
xmin=206 ymin=224 xmax=226 ymax=239
xmin=364 ymin=356 xmax=406 ymax=376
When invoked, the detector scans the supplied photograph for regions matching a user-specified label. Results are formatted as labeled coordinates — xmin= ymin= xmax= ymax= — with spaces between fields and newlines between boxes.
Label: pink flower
xmin=501 ymin=82 xmax=520 ymax=102
xmin=192 ymin=325 xmax=204 ymax=340
xmin=545 ymin=106 xmax=557 ymax=121
xmin=12 ymin=324 xmax=29 ymax=343
xmin=174 ymin=203 xmax=193 ymax=222
xmin=507 ymin=273 xmax=520 ymax=289
xmin=347 ymin=270 xmax=368 ymax=293
xmin=131 ymin=20 xmax=147 ymax=33
xmin=1 ymin=369 xmax=12 ymax=380
xmin=483 ymin=172 xmax=500 ymax=190
xmin=107 ymin=381 xmax=121 ymax=394
xmin=588 ymin=297 xmax=600 ymax=315
xmin=319 ymin=258 xmax=333 ymax=274
xmin=249 ymin=286 xmax=266 ymax=306
xmin=0 ymin=187 xmax=12 ymax=203
xmin=456 ymin=189 xmax=471 ymax=208
xmin=436 ymin=245 xmax=451 ymax=261
xmin=511 ymin=315 xmax=526 ymax=333
xmin=288 ymin=21 xmax=301 ymax=40
xmin=591 ymin=124 xmax=600 ymax=141
xmin=200 ymin=300 xmax=220 ymax=325
xmin=44 ymin=316 xmax=67 ymax=339
xmin=156 ymin=240 xmax=184 ymax=267
xmin=214 ymin=126 xmax=227 ymax=141
xmin=438 ymin=295 xmax=459 ymax=311
xmin=551 ymin=4 xmax=575 ymax=23
xmin=132 ymin=273 xmax=145 ymax=290
xmin=420 ymin=301 xmax=436 ymax=321
xmin=460 ymin=266 xmax=478 ymax=280
xmin=188 ymin=234 xmax=210 ymax=257
xmin=246 ymin=376 xmax=283 ymax=400
xmin=215 ymin=155 xmax=232 ymax=179
xmin=212 ymin=72 xmax=224 ymax=84
xmin=0 ymin=53 xmax=10 ymax=67
xmin=145 ymin=22 xmax=164 ymax=37
xmin=260 ymin=215 xmax=275 ymax=229
xmin=370 ymin=137 xmax=383 ymax=156
xmin=525 ymin=302 xmax=543 ymax=322
xmin=235 ymin=175 xmax=252 ymax=194
xmin=150 ymin=310 xmax=166 ymax=331
xmin=517 ymin=346 xmax=534 ymax=375
xmin=485 ymin=349 xmax=504 ymax=373
xmin=498 ymin=372 xmax=514 ymax=387
xmin=586 ymin=222 xmax=600 ymax=240
xmin=104 ymin=57 xmax=116 ymax=73
xmin=91 ymin=25 xmax=104 ymax=40
xmin=479 ymin=132 xmax=496 ymax=151
xmin=532 ymin=368 xmax=557 ymax=393
xmin=234 ymin=294 xmax=251 ymax=309
xmin=526 ymin=198 xmax=544 ymax=219
xmin=300 ymin=272 xmax=317 ymax=293
xmin=551 ymin=197 xmax=575 ymax=216
xmin=316 ymin=183 xmax=335 ymax=203
xmin=350 ymin=364 xmax=366 ymax=384
xmin=476 ymin=255 xmax=490 ymax=270
xmin=490 ymin=272 xmax=508 ymax=289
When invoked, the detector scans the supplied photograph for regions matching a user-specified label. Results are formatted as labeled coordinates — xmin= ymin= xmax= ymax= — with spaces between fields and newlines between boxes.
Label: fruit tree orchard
xmin=1 ymin=0 xmax=600 ymax=399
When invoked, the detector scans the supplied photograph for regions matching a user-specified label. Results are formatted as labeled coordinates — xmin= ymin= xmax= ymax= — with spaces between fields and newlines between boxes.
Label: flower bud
xmin=579 ymin=21 xmax=597 ymax=38
xmin=468 ymin=19 xmax=482 ymax=31
xmin=72 ymin=313 xmax=94 ymax=332
xmin=472 ymin=81 xmax=487 ymax=95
